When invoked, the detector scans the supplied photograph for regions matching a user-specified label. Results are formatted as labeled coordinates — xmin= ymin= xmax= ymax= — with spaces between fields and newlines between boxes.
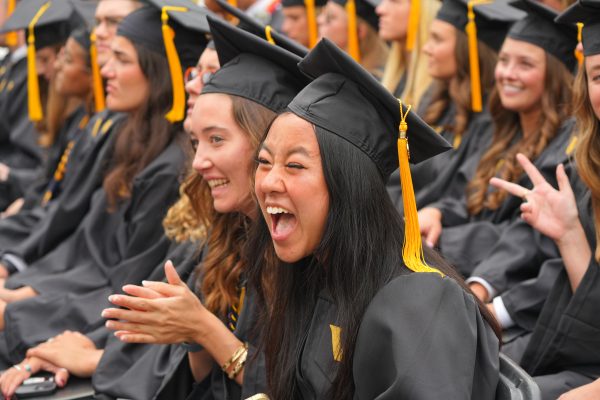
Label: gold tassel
xmin=405 ymin=0 xmax=420 ymax=51
xmin=161 ymin=6 xmax=188 ymax=123
xmin=265 ymin=25 xmax=276 ymax=44
xmin=27 ymin=1 xmax=52 ymax=122
xmin=305 ymin=0 xmax=318 ymax=48
xmin=5 ymin=0 xmax=18 ymax=47
xmin=575 ymin=22 xmax=584 ymax=67
xmin=397 ymin=99 xmax=443 ymax=276
xmin=465 ymin=1 xmax=482 ymax=112
xmin=89 ymin=31 xmax=105 ymax=112
xmin=345 ymin=0 xmax=360 ymax=62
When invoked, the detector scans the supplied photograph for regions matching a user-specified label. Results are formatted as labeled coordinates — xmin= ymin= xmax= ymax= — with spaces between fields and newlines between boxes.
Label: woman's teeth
xmin=267 ymin=206 xmax=291 ymax=215
xmin=208 ymin=178 xmax=229 ymax=188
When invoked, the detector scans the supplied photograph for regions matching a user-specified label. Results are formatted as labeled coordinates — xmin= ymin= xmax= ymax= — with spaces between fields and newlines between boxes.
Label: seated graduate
xmin=388 ymin=0 xmax=522 ymax=215
xmin=0 ymin=0 xmax=142 ymax=280
xmin=484 ymin=2 xmax=600 ymax=398
xmin=247 ymin=38 xmax=500 ymax=399
xmin=0 ymin=2 xmax=208 ymax=365
xmin=99 ymin=17 xmax=310 ymax=400
xmin=0 ymin=0 xmax=74 ymax=211
xmin=317 ymin=0 xmax=388 ymax=78
xmin=375 ymin=0 xmax=438 ymax=103
xmin=0 ymin=40 xmax=221 ymax=400
xmin=418 ymin=0 xmax=578 ymax=277
xmin=0 ymin=26 xmax=97 ymax=261
xmin=280 ymin=0 xmax=326 ymax=49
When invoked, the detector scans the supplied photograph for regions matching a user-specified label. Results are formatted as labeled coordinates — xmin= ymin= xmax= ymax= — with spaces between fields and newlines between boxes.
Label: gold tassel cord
xmin=161 ymin=6 xmax=188 ymax=123
xmin=397 ymin=99 xmax=443 ymax=276
xmin=405 ymin=0 xmax=420 ymax=51
xmin=27 ymin=1 xmax=52 ymax=122
xmin=575 ymin=22 xmax=584 ymax=67
xmin=345 ymin=0 xmax=360 ymax=62
xmin=265 ymin=25 xmax=276 ymax=45
xmin=305 ymin=0 xmax=318 ymax=48
xmin=5 ymin=0 xmax=18 ymax=47
xmin=89 ymin=31 xmax=106 ymax=112
xmin=464 ymin=0 xmax=491 ymax=113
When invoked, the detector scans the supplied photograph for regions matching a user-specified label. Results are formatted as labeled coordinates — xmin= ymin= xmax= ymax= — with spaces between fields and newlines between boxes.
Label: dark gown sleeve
xmin=352 ymin=273 xmax=499 ymax=400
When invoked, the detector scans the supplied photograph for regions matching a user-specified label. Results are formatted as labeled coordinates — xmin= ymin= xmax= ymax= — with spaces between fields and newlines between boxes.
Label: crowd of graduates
xmin=0 ymin=0 xmax=599 ymax=398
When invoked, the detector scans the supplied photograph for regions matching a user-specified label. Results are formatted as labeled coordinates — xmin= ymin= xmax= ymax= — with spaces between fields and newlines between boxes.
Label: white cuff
xmin=492 ymin=296 xmax=515 ymax=329
xmin=466 ymin=277 xmax=497 ymax=299
xmin=2 ymin=254 xmax=27 ymax=273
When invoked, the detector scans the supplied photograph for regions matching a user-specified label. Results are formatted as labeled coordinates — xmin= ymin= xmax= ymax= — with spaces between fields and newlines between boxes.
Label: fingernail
xmin=108 ymin=295 xmax=117 ymax=302
xmin=105 ymin=320 xmax=114 ymax=328
xmin=101 ymin=309 xmax=108 ymax=317
xmin=141 ymin=280 xmax=149 ymax=287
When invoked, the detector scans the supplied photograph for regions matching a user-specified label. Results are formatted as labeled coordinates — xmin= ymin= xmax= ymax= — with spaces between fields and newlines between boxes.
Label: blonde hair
xmin=574 ymin=62 xmax=600 ymax=261
xmin=162 ymin=172 xmax=208 ymax=244
xmin=381 ymin=0 xmax=440 ymax=108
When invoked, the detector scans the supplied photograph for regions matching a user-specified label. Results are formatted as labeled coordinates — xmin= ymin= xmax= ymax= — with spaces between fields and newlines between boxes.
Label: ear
xmin=357 ymin=20 xmax=368 ymax=41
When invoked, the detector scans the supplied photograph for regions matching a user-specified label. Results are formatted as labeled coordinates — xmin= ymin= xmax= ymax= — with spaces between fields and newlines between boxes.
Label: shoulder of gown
xmin=353 ymin=272 xmax=499 ymax=400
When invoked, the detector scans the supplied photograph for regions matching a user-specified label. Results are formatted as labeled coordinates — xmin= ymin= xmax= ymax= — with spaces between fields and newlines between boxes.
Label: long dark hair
xmin=103 ymin=41 xmax=183 ymax=209
xmin=247 ymin=120 xmax=500 ymax=399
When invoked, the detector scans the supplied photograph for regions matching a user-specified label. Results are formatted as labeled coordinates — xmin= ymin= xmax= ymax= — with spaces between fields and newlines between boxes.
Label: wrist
xmin=190 ymin=306 xmax=220 ymax=345
xmin=556 ymin=221 xmax=586 ymax=248
xmin=83 ymin=349 xmax=103 ymax=377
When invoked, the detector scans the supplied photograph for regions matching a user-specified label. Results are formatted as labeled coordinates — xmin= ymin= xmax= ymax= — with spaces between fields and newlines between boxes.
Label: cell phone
xmin=14 ymin=376 xmax=57 ymax=398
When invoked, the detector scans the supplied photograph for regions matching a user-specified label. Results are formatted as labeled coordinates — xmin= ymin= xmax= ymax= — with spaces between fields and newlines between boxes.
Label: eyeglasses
xmin=184 ymin=67 xmax=215 ymax=85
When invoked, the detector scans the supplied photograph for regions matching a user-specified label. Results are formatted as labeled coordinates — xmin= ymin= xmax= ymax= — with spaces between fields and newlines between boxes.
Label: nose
xmin=95 ymin=21 xmax=108 ymax=39
xmin=100 ymin=56 xmax=114 ymax=79
xmin=422 ymin=40 xmax=433 ymax=57
xmin=498 ymin=61 xmax=517 ymax=80
xmin=185 ymin=75 xmax=202 ymax=98
xmin=192 ymin=143 xmax=213 ymax=173
xmin=257 ymin=165 xmax=285 ymax=195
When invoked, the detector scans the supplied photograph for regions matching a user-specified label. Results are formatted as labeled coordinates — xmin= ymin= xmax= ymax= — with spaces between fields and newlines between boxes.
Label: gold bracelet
xmin=227 ymin=347 xmax=248 ymax=380
xmin=221 ymin=342 xmax=248 ymax=372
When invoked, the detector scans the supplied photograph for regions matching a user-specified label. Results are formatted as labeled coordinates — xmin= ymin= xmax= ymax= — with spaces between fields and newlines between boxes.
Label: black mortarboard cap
xmin=289 ymin=38 xmax=450 ymax=177
xmin=119 ymin=1 xmax=210 ymax=68
xmin=0 ymin=0 xmax=90 ymax=121
xmin=0 ymin=0 xmax=82 ymax=48
xmin=70 ymin=0 xmax=99 ymax=30
xmin=203 ymin=15 xmax=310 ymax=112
xmin=436 ymin=0 xmax=524 ymax=51
xmin=556 ymin=0 xmax=600 ymax=57
xmin=509 ymin=0 xmax=577 ymax=70
xmin=331 ymin=0 xmax=378 ymax=29
xmin=117 ymin=0 xmax=212 ymax=122
xmin=213 ymin=0 xmax=309 ymax=56
xmin=289 ymin=38 xmax=450 ymax=276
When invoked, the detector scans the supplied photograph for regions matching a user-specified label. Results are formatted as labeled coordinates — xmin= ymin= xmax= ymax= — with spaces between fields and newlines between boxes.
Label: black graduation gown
xmin=515 ymin=185 xmax=600 ymax=398
xmin=434 ymin=119 xmax=576 ymax=277
xmin=295 ymin=273 xmax=499 ymax=399
xmin=386 ymin=98 xmax=493 ymax=213
xmin=0 ymin=106 xmax=89 ymax=250
xmin=4 ymin=135 xmax=186 ymax=293
xmin=93 ymin=264 xmax=266 ymax=400
xmin=90 ymin=241 xmax=201 ymax=400
xmin=0 ymin=110 xmax=125 ymax=263
xmin=0 ymin=50 xmax=44 ymax=209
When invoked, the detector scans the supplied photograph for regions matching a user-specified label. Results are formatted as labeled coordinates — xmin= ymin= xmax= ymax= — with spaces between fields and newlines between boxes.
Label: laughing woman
xmin=418 ymin=0 xmax=577 ymax=277
xmin=248 ymin=38 xmax=500 ymax=399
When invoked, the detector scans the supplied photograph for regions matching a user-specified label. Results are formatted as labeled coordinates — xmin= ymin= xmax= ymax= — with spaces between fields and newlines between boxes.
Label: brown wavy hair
xmin=422 ymin=28 xmax=497 ymax=142
xmin=466 ymin=52 xmax=573 ymax=215
xmin=187 ymin=95 xmax=277 ymax=317
xmin=574 ymin=63 xmax=600 ymax=261
xmin=103 ymin=43 xmax=182 ymax=210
